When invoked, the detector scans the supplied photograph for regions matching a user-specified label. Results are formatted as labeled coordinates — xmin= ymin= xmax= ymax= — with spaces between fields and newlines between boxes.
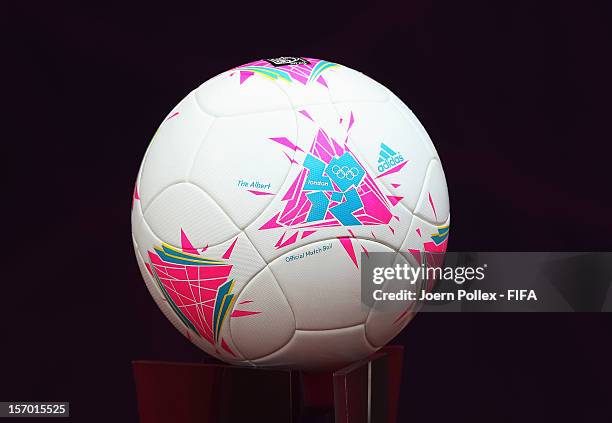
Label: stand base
xmin=133 ymin=346 xmax=403 ymax=423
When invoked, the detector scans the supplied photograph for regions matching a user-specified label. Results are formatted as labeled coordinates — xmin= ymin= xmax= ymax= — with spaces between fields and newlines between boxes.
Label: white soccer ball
xmin=131 ymin=57 xmax=450 ymax=370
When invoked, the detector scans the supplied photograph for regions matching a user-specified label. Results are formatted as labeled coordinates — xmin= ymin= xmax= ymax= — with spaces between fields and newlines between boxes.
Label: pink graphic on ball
xmin=233 ymin=57 xmax=339 ymax=87
xmin=145 ymin=230 xmax=259 ymax=355
xmin=260 ymin=110 xmax=405 ymax=266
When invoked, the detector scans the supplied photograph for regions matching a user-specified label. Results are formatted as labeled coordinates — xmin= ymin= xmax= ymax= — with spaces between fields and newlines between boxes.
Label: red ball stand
xmin=132 ymin=346 xmax=404 ymax=423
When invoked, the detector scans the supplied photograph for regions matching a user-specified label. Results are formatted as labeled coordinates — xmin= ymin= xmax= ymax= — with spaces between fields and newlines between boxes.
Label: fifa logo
xmin=377 ymin=142 xmax=405 ymax=173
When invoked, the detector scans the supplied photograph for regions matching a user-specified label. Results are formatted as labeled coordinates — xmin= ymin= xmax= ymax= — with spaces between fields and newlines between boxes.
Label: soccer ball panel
xmin=269 ymin=239 xmax=395 ymax=330
xmin=325 ymin=65 xmax=390 ymax=103
xmin=388 ymin=91 xmax=439 ymax=158
xmin=413 ymin=159 xmax=450 ymax=225
xmin=143 ymin=182 xmax=239 ymax=247
xmin=189 ymin=110 xmax=297 ymax=229
xmin=366 ymin=308 xmax=417 ymax=348
xmin=251 ymin=325 xmax=377 ymax=370
xmin=229 ymin=266 xmax=296 ymax=360
xmin=195 ymin=69 xmax=292 ymax=116
xmin=139 ymin=93 xmax=214 ymax=209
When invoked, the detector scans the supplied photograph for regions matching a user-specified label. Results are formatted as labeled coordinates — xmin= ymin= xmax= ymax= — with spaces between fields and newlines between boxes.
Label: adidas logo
xmin=377 ymin=142 xmax=405 ymax=172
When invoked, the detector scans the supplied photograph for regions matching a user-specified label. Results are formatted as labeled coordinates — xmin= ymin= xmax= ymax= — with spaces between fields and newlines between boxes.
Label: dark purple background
xmin=5 ymin=1 xmax=612 ymax=422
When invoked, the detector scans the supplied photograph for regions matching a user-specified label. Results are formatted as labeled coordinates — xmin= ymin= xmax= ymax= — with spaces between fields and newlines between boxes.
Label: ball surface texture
xmin=131 ymin=57 xmax=449 ymax=370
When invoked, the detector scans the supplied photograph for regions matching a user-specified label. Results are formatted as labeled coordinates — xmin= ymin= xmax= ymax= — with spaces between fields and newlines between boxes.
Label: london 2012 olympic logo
xmin=330 ymin=165 xmax=361 ymax=181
